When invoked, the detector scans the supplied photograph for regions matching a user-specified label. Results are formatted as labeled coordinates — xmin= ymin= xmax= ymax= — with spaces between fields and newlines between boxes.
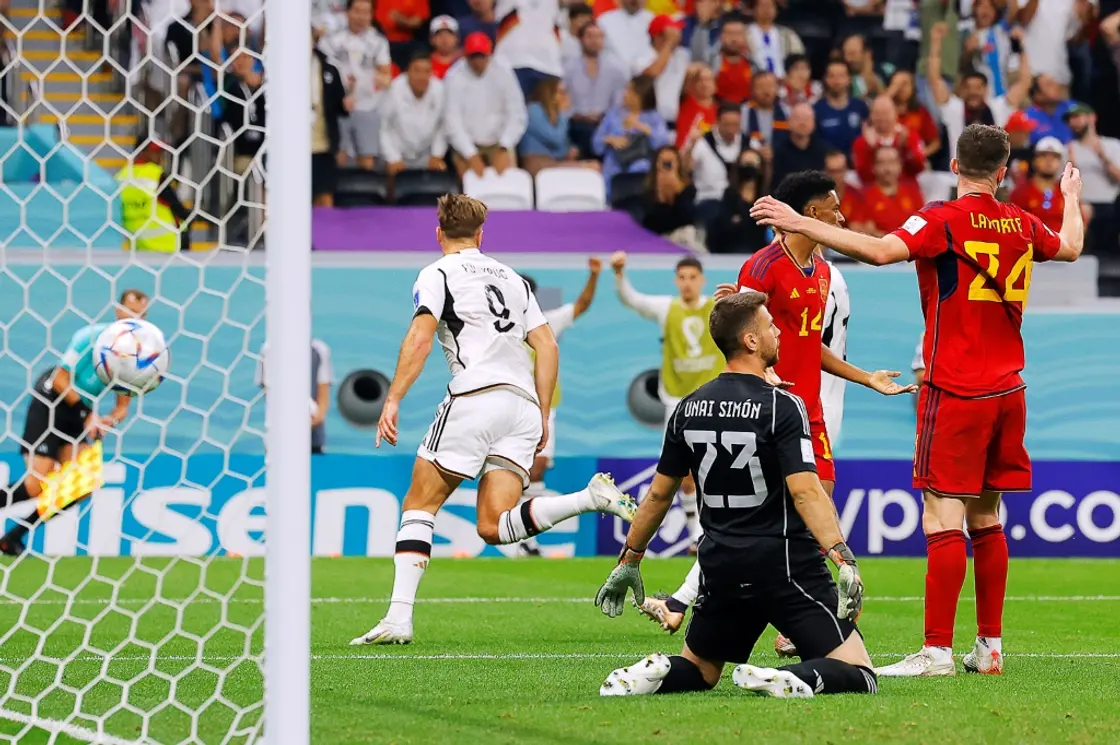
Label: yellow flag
xmin=37 ymin=440 xmax=104 ymax=521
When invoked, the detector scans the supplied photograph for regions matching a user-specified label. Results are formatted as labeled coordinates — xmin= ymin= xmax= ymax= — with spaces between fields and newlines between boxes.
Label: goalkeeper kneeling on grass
xmin=0 ymin=289 xmax=150 ymax=556
xmin=593 ymin=292 xmax=876 ymax=698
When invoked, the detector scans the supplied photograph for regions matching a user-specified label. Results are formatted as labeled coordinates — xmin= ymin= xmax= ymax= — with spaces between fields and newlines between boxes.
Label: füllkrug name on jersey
xmin=679 ymin=398 xmax=763 ymax=420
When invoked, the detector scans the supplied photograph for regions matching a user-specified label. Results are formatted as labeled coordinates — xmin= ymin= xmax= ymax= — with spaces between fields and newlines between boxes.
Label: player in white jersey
xmin=515 ymin=258 xmax=602 ymax=556
xmin=351 ymin=195 xmax=636 ymax=645
xmin=819 ymin=260 xmax=851 ymax=446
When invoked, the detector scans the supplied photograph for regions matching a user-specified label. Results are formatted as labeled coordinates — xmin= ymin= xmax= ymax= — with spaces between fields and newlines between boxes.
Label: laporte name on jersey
xmin=679 ymin=398 xmax=764 ymax=421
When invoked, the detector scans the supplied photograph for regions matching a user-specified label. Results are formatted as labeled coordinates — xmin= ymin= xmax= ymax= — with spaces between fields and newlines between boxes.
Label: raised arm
xmin=750 ymin=197 xmax=912 ymax=265
xmin=611 ymin=251 xmax=673 ymax=325
xmin=1053 ymin=162 xmax=1085 ymax=262
xmin=572 ymin=257 xmax=603 ymax=319
xmin=926 ymin=23 xmax=952 ymax=107
xmin=1005 ymin=30 xmax=1031 ymax=109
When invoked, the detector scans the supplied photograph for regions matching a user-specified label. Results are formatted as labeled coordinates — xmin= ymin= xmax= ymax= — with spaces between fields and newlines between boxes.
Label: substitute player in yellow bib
xmin=612 ymin=252 xmax=724 ymax=549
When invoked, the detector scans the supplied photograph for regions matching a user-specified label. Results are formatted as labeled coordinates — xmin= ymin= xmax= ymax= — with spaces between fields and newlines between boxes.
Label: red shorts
xmin=810 ymin=420 xmax=836 ymax=483
xmin=913 ymin=386 xmax=1031 ymax=496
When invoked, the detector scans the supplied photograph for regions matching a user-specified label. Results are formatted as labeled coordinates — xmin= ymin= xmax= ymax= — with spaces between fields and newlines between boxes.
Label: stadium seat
xmin=334 ymin=169 xmax=390 ymax=207
xmin=535 ymin=167 xmax=607 ymax=212
xmin=393 ymin=169 xmax=460 ymax=206
xmin=609 ymin=172 xmax=649 ymax=222
xmin=462 ymin=167 xmax=534 ymax=210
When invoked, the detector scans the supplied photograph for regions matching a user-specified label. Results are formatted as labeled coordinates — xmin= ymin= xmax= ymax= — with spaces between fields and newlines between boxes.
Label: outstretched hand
xmin=868 ymin=370 xmax=918 ymax=396
xmin=749 ymin=196 xmax=803 ymax=233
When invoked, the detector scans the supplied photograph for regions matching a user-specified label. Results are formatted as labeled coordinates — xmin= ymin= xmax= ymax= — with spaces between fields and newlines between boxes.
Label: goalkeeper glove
xmin=594 ymin=545 xmax=645 ymax=618
xmin=827 ymin=542 xmax=864 ymax=622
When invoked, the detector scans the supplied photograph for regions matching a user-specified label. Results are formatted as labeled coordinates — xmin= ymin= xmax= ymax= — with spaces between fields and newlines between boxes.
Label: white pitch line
xmin=0 ymin=708 xmax=159 ymax=745
xmin=0 ymin=595 xmax=1118 ymax=607
xmin=0 ymin=652 xmax=1117 ymax=665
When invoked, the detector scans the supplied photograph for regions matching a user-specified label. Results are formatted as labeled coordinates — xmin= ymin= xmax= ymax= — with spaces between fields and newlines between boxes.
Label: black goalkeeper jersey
xmin=657 ymin=372 xmax=819 ymax=550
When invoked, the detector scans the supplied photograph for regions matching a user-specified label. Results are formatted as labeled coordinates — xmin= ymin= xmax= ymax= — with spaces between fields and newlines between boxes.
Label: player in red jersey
xmin=636 ymin=171 xmax=917 ymax=638
xmin=750 ymin=123 xmax=1086 ymax=677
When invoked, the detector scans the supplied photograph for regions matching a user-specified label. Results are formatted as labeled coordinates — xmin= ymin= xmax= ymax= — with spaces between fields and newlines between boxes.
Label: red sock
xmin=924 ymin=530 xmax=967 ymax=649
xmin=970 ymin=524 xmax=1008 ymax=639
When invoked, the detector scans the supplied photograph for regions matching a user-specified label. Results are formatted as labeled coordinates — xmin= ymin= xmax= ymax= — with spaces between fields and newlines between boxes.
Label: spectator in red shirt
xmin=849 ymin=147 xmax=925 ymax=237
xmin=1009 ymin=136 xmax=1070 ymax=233
xmin=851 ymin=95 xmax=926 ymax=186
xmin=714 ymin=13 xmax=752 ymax=105
xmin=376 ymin=0 xmax=430 ymax=45
xmin=675 ymin=63 xmax=718 ymax=150
xmin=887 ymin=69 xmax=941 ymax=163
xmin=429 ymin=15 xmax=461 ymax=79
xmin=824 ymin=148 xmax=864 ymax=226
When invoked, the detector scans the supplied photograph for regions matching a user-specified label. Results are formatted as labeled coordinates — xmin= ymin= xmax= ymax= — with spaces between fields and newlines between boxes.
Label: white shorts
xmin=538 ymin=408 xmax=558 ymax=466
xmin=417 ymin=388 xmax=542 ymax=488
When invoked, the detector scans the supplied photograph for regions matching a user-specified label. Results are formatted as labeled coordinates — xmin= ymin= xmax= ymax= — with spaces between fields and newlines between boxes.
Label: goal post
xmin=263 ymin=0 xmax=312 ymax=740
xmin=0 ymin=0 xmax=311 ymax=739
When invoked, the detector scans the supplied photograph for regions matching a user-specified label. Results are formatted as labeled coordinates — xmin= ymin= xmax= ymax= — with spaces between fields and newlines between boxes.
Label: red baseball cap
xmin=463 ymin=32 xmax=493 ymax=56
xmin=648 ymin=15 xmax=683 ymax=38
xmin=1004 ymin=110 xmax=1037 ymax=133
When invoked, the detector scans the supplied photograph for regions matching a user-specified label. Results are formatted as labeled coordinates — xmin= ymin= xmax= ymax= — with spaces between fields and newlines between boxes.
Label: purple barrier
xmin=312 ymin=207 xmax=685 ymax=253
xmin=595 ymin=459 xmax=1120 ymax=558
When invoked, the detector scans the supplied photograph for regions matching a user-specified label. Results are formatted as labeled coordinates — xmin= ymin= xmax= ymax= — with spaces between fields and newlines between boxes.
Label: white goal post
xmin=0 ymin=0 xmax=311 ymax=740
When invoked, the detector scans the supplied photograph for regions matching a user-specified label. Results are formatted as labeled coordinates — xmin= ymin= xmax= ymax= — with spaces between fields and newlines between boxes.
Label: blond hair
xmin=437 ymin=194 xmax=488 ymax=239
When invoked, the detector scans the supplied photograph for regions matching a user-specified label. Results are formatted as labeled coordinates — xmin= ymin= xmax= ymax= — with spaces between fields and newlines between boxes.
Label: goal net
xmin=0 ymin=0 xmax=298 ymax=741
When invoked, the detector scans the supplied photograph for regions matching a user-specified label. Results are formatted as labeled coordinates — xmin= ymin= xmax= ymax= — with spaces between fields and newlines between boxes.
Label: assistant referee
xmin=594 ymin=291 xmax=877 ymax=698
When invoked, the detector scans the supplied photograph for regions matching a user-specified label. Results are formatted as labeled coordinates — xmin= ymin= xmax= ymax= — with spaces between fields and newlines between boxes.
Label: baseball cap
xmin=1034 ymin=136 xmax=1065 ymax=158
xmin=430 ymin=15 xmax=458 ymax=37
xmin=1062 ymin=102 xmax=1095 ymax=120
xmin=1004 ymin=110 xmax=1037 ymax=133
xmin=463 ymin=32 xmax=493 ymax=56
xmin=648 ymin=15 xmax=683 ymax=38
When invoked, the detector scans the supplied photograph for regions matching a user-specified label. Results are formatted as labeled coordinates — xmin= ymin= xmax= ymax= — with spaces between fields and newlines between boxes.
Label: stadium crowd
xmin=34 ymin=0 xmax=1120 ymax=256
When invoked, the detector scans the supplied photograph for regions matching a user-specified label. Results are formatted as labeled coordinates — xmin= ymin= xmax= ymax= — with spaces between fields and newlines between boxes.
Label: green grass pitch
xmin=0 ymin=557 xmax=1118 ymax=744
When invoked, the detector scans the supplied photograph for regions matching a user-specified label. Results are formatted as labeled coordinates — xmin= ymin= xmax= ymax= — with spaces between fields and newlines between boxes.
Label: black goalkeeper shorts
xmin=685 ymin=539 xmax=859 ymax=664
xmin=21 ymin=369 xmax=91 ymax=460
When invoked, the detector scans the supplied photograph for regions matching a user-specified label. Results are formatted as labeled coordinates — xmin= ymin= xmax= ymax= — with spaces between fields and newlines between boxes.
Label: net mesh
xmin=0 ymin=1 xmax=269 ymax=742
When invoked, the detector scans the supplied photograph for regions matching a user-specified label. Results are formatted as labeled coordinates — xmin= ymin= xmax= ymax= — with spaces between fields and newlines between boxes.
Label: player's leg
xmin=964 ymin=490 xmax=1006 ymax=674
xmin=602 ymin=590 xmax=766 ymax=696
xmin=477 ymin=392 xmax=636 ymax=546
xmin=350 ymin=457 xmax=460 ymax=645
xmin=515 ymin=409 xmax=559 ymax=557
xmin=774 ymin=430 xmax=835 ymax=659
xmin=964 ymin=388 xmax=1029 ymax=674
xmin=737 ymin=561 xmax=876 ymax=697
xmin=878 ymin=388 xmax=993 ymax=676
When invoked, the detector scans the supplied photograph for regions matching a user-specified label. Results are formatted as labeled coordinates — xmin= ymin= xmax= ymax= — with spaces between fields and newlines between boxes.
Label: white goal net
xmin=0 ymin=0 xmax=304 ymax=742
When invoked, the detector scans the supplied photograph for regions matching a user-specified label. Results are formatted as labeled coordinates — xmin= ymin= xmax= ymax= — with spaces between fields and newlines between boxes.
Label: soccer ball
xmin=93 ymin=319 xmax=170 ymax=395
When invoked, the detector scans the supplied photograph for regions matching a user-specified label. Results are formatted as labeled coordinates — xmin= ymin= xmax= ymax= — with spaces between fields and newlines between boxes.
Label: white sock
xmin=978 ymin=636 xmax=1002 ymax=655
xmin=671 ymin=559 xmax=702 ymax=607
xmin=386 ymin=509 xmax=435 ymax=625
xmin=679 ymin=487 xmax=701 ymax=540
xmin=497 ymin=487 xmax=595 ymax=544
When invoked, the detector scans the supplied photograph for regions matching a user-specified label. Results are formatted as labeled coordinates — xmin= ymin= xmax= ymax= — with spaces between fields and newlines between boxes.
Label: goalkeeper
xmin=593 ymin=292 xmax=876 ymax=698
xmin=0 ymin=289 xmax=150 ymax=556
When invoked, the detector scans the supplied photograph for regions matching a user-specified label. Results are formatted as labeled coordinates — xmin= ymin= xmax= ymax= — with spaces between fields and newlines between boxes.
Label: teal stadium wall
xmin=1 ymin=254 xmax=1118 ymax=461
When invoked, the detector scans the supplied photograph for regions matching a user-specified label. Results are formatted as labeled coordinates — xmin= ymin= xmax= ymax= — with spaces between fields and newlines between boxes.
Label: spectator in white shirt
xmin=633 ymin=15 xmax=691 ymax=125
xmin=318 ymin=0 xmax=392 ymax=170
xmin=962 ymin=0 xmax=1019 ymax=100
xmin=1066 ymin=103 xmax=1120 ymax=238
xmin=1014 ymin=0 xmax=1081 ymax=86
xmin=494 ymin=0 xmax=563 ymax=95
xmin=598 ymin=0 xmax=654 ymax=76
xmin=445 ymin=32 xmax=529 ymax=177
xmin=688 ymin=101 xmax=748 ymax=231
xmin=927 ymin=21 xmax=1030 ymax=161
xmin=561 ymin=4 xmax=593 ymax=65
xmin=747 ymin=0 xmax=804 ymax=79
xmin=381 ymin=51 xmax=449 ymax=174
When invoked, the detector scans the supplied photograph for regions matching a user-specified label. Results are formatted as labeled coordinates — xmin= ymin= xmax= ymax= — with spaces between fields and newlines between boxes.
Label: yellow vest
xmin=527 ymin=346 xmax=562 ymax=409
xmin=115 ymin=162 xmax=179 ymax=253
xmin=662 ymin=297 xmax=724 ymax=398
